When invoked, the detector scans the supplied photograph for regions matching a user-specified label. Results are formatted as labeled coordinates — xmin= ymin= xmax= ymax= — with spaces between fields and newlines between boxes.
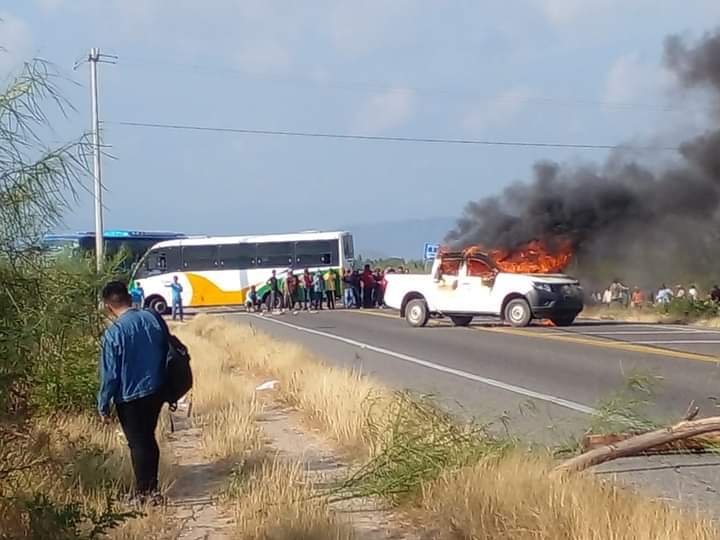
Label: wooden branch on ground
xmin=582 ymin=432 xmax=720 ymax=453
xmin=555 ymin=416 xmax=720 ymax=475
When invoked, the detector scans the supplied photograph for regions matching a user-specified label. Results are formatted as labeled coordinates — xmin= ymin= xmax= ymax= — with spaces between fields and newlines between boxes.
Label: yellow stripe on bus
xmin=186 ymin=273 xmax=246 ymax=306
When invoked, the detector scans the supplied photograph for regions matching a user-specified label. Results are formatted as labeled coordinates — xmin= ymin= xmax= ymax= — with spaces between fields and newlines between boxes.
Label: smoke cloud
xmin=446 ymin=29 xmax=720 ymax=289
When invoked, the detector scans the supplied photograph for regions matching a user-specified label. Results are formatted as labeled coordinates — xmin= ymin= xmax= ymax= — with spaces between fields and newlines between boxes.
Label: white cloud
xmin=353 ymin=88 xmax=415 ymax=134
xmin=234 ymin=40 xmax=291 ymax=76
xmin=532 ymin=0 xmax=648 ymax=27
xmin=604 ymin=52 xmax=672 ymax=104
xmin=329 ymin=0 xmax=415 ymax=55
xmin=0 ymin=13 xmax=32 ymax=76
xmin=463 ymin=87 xmax=533 ymax=132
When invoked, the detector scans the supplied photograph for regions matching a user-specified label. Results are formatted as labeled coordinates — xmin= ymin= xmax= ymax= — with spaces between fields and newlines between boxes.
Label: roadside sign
xmin=423 ymin=242 xmax=440 ymax=260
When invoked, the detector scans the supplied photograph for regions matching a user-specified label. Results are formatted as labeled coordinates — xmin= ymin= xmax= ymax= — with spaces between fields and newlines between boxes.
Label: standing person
xmin=675 ymin=284 xmax=687 ymax=299
xmin=165 ymin=276 xmax=184 ymax=322
xmin=130 ymin=281 xmax=145 ymax=309
xmin=377 ymin=269 xmax=387 ymax=308
xmin=295 ymin=273 xmax=305 ymax=311
xmin=283 ymin=270 xmax=298 ymax=314
xmin=267 ymin=270 xmax=280 ymax=312
xmin=351 ymin=269 xmax=362 ymax=309
xmin=361 ymin=264 xmax=375 ymax=309
xmin=630 ymin=287 xmax=645 ymax=308
xmin=342 ymin=269 xmax=356 ymax=308
xmin=98 ymin=281 xmax=167 ymax=505
xmin=688 ymin=284 xmax=699 ymax=302
xmin=313 ymin=269 xmax=326 ymax=310
xmin=302 ymin=268 xmax=313 ymax=311
xmin=324 ymin=268 xmax=337 ymax=309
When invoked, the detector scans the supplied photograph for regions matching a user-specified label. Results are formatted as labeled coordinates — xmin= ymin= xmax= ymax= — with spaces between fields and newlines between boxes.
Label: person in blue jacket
xmin=166 ymin=275 xmax=184 ymax=321
xmin=98 ymin=281 xmax=167 ymax=505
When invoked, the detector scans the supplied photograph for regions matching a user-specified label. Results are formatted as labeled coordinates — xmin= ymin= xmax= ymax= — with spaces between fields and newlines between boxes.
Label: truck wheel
xmin=550 ymin=314 xmax=577 ymax=327
xmin=147 ymin=296 xmax=168 ymax=314
xmin=450 ymin=315 xmax=473 ymax=327
xmin=406 ymin=299 xmax=429 ymax=327
xmin=505 ymin=298 xmax=531 ymax=327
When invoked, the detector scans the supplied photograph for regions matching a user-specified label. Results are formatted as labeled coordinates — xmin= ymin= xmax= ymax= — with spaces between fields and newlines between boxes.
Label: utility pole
xmin=89 ymin=48 xmax=103 ymax=272
xmin=75 ymin=48 xmax=117 ymax=272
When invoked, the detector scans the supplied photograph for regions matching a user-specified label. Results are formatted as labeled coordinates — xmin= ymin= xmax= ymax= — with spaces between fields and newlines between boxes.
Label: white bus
xmin=130 ymin=231 xmax=355 ymax=313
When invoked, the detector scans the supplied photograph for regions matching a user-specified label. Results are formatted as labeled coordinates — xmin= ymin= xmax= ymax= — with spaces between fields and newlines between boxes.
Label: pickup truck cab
xmin=384 ymin=251 xmax=583 ymax=328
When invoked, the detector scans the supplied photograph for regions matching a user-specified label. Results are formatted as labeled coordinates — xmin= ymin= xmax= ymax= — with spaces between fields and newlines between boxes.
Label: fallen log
xmin=582 ymin=431 xmax=720 ymax=453
xmin=555 ymin=416 xmax=720 ymax=475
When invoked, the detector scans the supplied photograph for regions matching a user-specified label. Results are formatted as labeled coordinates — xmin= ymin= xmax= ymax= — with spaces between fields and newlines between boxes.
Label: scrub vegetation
xmin=0 ymin=60 xmax=169 ymax=539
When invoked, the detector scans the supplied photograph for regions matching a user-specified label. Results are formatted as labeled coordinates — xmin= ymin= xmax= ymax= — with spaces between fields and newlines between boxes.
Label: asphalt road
xmin=225 ymin=308 xmax=720 ymax=516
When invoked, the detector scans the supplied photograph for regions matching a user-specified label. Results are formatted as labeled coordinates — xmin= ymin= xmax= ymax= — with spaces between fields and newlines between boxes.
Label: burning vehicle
xmin=383 ymin=241 xmax=582 ymax=327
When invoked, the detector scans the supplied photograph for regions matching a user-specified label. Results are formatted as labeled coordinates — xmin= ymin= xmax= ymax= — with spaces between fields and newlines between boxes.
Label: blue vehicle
xmin=43 ymin=230 xmax=187 ymax=271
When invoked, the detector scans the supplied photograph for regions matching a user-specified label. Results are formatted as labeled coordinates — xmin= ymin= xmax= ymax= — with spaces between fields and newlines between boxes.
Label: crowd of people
xmin=591 ymin=279 xmax=720 ymax=308
xmin=246 ymin=264 xmax=410 ymax=314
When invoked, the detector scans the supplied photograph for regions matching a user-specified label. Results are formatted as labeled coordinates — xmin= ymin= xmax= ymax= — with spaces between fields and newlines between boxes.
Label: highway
xmin=227 ymin=308 xmax=720 ymax=515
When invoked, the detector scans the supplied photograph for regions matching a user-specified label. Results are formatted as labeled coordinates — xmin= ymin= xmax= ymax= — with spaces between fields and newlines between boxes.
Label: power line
xmin=104 ymin=119 xmax=679 ymax=152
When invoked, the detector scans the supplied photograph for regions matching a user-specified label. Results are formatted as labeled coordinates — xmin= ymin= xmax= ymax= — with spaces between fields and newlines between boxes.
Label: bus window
xmin=182 ymin=245 xmax=218 ymax=271
xmin=136 ymin=246 xmax=181 ymax=278
xmin=256 ymin=242 xmax=294 ymax=268
xmin=341 ymin=234 xmax=354 ymax=261
xmin=218 ymin=243 xmax=256 ymax=269
xmin=295 ymin=240 xmax=337 ymax=266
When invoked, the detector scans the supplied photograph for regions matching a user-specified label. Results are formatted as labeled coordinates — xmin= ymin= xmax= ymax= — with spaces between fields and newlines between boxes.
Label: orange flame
xmin=442 ymin=239 xmax=573 ymax=274
xmin=489 ymin=239 xmax=572 ymax=274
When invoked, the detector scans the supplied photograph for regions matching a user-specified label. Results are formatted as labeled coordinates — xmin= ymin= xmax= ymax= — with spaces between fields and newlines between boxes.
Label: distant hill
xmin=343 ymin=217 xmax=456 ymax=260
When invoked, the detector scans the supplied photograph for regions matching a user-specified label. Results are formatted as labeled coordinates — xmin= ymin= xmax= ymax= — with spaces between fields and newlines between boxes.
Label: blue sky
xmin=2 ymin=1 xmax=719 ymax=239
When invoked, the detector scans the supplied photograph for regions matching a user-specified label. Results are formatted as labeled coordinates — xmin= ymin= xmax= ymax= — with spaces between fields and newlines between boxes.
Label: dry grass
xmin=174 ymin=324 xmax=261 ymax=460
xmin=228 ymin=459 xmax=355 ymax=540
xmin=0 ymin=413 xmax=177 ymax=539
xmin=183 ymin=315 xmax=384 ymax=453
xmin=421 ymin=452 xmax=719 ymax=540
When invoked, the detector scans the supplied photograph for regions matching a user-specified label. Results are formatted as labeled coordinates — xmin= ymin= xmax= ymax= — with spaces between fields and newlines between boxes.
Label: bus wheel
xmin=147 ymin=296 xmax=168 ymax=314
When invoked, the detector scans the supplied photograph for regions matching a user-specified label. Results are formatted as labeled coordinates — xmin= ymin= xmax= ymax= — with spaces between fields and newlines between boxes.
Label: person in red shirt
xmin=361 ymin=264 xmax=375 ymax=308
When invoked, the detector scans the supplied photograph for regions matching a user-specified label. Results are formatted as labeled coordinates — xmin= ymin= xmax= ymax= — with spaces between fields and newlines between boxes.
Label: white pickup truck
xmin=384 ymin=250 xmax=583 ymax=327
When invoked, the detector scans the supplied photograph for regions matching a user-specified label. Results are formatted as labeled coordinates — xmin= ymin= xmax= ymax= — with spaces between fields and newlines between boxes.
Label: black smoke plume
xmin=446 ymin=29 xmax=720 ymax=289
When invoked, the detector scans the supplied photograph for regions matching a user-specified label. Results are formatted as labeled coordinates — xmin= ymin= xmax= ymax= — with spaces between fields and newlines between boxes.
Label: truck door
xmin=429 ymin=255 xmax=462 ymax=310
xmin=455 ymin=256 xmax=495 ymax=314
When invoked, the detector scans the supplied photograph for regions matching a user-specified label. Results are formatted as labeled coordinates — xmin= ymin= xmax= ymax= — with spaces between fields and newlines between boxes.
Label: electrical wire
xmin=104 ymin=120 xmax=679 ymax=151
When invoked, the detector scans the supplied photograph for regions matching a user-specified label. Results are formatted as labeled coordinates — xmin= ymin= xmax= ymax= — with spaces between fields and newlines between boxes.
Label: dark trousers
xmin=326 ymin=291 xmax=336 ymax=309
xmin=353 ymin=287 xmax=361 ymax=308
xmin=116 ymin=391 xmax=164 ymax=494
xmin=363 ymin=286 xmax=374 ymax=308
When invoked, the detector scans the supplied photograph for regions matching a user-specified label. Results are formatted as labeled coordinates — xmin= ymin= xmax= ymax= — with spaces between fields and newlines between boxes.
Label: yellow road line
xmin=477 ymin=326 xmax=720 ymax=364
xmin=345 ymin=309 xmax=720 ymax=364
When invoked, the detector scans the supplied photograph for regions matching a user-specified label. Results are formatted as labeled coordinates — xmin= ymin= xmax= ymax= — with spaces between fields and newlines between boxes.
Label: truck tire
xmin=450 ymin=315 xmax=473 ymax=327
xmin=504 ymin=298 xmax=532 ymax=327
xmin=550 ymin=314 xmax=577 ymax=327
xmin=147 ymin=296 xmax=168 ymax=314
xmin=405 ymin=299 xmax=429 ymax=327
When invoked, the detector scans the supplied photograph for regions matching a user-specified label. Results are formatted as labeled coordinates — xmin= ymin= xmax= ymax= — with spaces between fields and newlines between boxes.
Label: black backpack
xmin=150 ymin=310 xmax=193 ymax=407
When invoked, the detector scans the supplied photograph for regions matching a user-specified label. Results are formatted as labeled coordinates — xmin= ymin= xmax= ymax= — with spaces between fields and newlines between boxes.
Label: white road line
xmin=575 ymin=330 xmax=700 ymax=336
xmin=248 ymin=314 xmax=597 ymax=416
xmin=633 ymin=340 xmax=720 ymax=345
